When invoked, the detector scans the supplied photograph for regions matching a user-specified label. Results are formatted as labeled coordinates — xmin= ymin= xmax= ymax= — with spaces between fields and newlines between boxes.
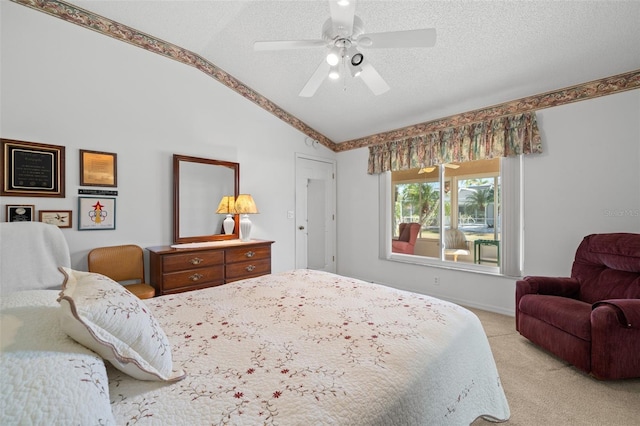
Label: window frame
xmin=379 ymin=156 xmax=523 ymax=277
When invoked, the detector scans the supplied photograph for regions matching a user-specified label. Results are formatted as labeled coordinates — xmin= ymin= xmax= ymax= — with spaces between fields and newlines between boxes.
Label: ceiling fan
xmin=253 ymin=0 xmax=436 ymax=97
xmin=418 ymin=164 xmax=460 ymax=174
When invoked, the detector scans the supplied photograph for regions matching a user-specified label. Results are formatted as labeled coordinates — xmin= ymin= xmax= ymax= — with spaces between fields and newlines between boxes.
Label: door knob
xmin=299 ymin=226 xmax=305 ymax=230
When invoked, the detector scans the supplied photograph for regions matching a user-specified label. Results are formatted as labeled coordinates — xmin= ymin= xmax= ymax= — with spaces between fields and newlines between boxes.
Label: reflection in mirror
xmin=173 ymin=154 xmax=239 ymax=243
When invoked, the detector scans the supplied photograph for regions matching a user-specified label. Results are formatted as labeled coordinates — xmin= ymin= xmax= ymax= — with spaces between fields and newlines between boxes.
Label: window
xmin=381 ymin=157 xmax=523 ymax=276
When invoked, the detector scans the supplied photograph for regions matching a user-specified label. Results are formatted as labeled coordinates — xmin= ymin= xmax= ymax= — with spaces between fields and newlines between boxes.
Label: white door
xmin=295 ymin=154 xmax=336 ymax=272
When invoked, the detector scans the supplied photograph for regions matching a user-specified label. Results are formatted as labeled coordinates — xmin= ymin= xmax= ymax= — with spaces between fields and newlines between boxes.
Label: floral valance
xmin=367 ymin=112 xmax=542 ymax=174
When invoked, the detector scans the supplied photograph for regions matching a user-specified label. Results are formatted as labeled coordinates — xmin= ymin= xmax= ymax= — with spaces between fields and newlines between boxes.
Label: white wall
xmin=3 ymin=2 xmax=639 ymax=315
xmin=1 ymin=2 xmax=336 ymax=272
xmin=336 ymin=90 xmax=640 ymax=315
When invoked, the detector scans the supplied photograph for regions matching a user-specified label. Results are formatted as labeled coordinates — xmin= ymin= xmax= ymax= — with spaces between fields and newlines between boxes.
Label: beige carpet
xmin=468 ymin=308 xmax=640 ymax=426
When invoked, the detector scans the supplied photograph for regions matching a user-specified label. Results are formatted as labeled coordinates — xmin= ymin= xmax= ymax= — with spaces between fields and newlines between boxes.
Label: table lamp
xmin=215 ymin=195 xmax=236 ymax=235
xmin=234 ymin=194 xmax=259 ymax=242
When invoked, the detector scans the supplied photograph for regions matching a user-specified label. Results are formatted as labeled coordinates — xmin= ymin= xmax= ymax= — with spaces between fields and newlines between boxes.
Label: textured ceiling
xmin=66 ymin=1 xmax=640 ymax=143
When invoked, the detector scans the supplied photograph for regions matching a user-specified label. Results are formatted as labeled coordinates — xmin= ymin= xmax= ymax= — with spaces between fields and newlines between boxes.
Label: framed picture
xmin=80 ymin=149 xmax=117 ymax=187
xmin=78 ymin=197 xmax=116 ymax=230
xmin=1 ymin=139 xmax=65 ymax=197
xmin=6 ymin=205 xmax=35 ymax=222
xmin=39 ymin=210 xmax=73 ymax=228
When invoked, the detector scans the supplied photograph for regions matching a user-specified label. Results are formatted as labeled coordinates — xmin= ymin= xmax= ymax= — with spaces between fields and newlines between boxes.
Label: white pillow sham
xmin=58 ymin=267 xmax=185 ymax=382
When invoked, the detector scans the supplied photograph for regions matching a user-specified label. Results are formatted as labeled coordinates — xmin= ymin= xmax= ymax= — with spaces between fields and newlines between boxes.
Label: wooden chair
xmin=87 ymin=244 xmax=155 ymax=299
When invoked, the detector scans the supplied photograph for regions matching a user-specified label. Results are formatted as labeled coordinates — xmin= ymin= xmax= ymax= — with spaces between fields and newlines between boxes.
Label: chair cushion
xmin=518 ymin=294 xmax=592 ymax=341
xmin=126 ymin=283 xmax=156 ymax=299
xmin=579 ymin=233 xmax=640 ymax=273
xmin=572 ymin=233 xmax=640 ymax=303
xmin=398 ymin=223 xmax=411 ymax=242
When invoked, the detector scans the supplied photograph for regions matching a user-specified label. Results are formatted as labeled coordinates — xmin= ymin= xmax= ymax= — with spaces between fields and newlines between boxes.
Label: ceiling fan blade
xmin=299 ymin=60 xmax=331 ymax=97
xmin=329 ymin=0 xmax=357 ymax=38
xmin=359 ymin=62 xmax=390 ymax=96
xmin=418 ymin=167 xmax=435 ymax=174
xmin=418 ymin=163 xmax=460 ymax=174
xmin=358 ymin=28 xmax=437 ymax=49
xmin=254 ymin=40 xmax=326 ymax=51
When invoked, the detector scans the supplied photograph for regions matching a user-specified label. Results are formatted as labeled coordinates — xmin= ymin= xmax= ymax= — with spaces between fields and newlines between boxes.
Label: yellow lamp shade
xmin=233 ymin=194 xmax=259 ymax=214
xmin=215 ymin=196 xmax=235 ymax=214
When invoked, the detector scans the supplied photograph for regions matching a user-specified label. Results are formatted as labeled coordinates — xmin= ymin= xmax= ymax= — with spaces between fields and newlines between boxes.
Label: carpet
xmin=469 ymin=308 xmax=640 ymax=426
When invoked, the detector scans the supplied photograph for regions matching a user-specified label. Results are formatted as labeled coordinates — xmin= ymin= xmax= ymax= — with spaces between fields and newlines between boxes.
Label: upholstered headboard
xmin=0 ymin=222 xmax=71 ymax=294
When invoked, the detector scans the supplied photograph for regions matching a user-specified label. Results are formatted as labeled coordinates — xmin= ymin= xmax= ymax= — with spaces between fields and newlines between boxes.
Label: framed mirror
xmin=173 ymin=154 xmax=239 ymax=243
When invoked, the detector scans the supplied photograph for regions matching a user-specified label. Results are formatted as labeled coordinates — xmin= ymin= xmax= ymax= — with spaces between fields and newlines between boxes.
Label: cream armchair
xmin=444 ymin=228 xmax=470 ymax=261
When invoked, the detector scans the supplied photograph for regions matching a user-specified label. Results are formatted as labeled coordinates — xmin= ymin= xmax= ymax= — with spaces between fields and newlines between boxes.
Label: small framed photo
xmin=39 ymin=210 xmax=72 ymax=228
xmin=80 ymin=149 xmax=117 ymax=187
xmin=78 ymin=197 xmax=116 ymax=230
xmin=6 ymin=205 xmax=35 ymax=222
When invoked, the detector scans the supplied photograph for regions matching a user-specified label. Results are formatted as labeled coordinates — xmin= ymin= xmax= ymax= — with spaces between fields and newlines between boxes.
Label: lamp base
xmin=223 ymin=214 xmax=235 ymax=235
xmin=240 ymin=214 xmax=252 ymax=242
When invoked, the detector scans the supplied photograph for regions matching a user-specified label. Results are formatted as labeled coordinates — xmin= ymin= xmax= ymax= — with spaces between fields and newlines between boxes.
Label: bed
xmin=0 ymin=222 xmax=509 ymax=425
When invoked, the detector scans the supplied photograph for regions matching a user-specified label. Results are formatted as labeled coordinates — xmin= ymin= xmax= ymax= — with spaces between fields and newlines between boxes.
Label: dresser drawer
xmin=226 ymin=245 xmax=271 ymax=264
xmin=162 ymin=265 xmax=224 ymax=290
xmin=162 ymin=250 xmax=224 ymax=273
xmin=225 ymin=258 xmax=271 ymax=281
xmin=147 ymin=241 xmax=274 ymax=296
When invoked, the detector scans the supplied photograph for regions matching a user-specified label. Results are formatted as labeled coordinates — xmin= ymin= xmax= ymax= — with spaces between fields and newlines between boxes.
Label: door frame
xmin=294 ymin=153 xmax=337 ymax=272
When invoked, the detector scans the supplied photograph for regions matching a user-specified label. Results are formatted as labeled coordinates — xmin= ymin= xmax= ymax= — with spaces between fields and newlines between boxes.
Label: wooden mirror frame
xmin=173 ymin=154 xmax=240 ymax=244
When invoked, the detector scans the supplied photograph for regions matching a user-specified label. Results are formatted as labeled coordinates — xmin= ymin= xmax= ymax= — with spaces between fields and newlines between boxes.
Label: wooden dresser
xmin=147 ymin=240 xmax=274 ymax=296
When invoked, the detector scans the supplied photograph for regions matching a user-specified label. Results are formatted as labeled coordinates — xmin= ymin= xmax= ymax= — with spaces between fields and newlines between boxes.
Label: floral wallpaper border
xmin=13 ymin=0 xmax=640 ymax=154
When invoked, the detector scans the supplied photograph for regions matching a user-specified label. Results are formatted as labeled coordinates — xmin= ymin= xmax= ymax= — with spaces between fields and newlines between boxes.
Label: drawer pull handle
xmin=245 ymin=251 xmax=255 ymax=258
xmin=245 ymin=265 xmax=256 ymax=272
xmin=189 ymin=273 xmax=204 ymax=281
xmin=190 ymin=257 xmax=203 ymax=265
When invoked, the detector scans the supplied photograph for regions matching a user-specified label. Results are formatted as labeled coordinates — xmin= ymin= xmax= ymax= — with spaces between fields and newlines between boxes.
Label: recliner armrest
xmin=516 ymin=276 xmax=581 ymax=298
xmin=592 ymin=299 xmax=640 ymax=329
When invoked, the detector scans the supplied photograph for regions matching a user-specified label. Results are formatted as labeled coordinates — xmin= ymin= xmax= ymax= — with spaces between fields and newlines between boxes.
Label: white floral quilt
xmin=109 ymin=269 xmax=509 ymax=425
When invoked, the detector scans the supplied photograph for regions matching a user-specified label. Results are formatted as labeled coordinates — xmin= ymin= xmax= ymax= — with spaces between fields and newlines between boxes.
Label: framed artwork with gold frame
xmin=80 ymin=149 xmax=117 ymax=187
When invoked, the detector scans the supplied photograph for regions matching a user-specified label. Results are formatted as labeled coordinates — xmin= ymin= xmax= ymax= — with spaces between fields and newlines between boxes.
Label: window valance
xmin=367 ymin=112 xmax=542 ymax=174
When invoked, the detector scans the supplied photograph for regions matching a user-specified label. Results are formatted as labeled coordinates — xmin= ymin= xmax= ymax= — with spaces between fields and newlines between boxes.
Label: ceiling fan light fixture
xmin=256 ymin=2 xmax=437 ymax=98
xmin=328 ymin=66 xmax=340 ymax=80
xmin=326 ymin=47 xmax=340 ymax=66
xmin=350 ymin=52 xmax=364 ymax=66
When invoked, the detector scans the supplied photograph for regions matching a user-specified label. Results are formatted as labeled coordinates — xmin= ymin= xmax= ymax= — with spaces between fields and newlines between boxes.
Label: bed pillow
xmin=57 ymin=267 xmax=185 ymax=382
xmin=1 ymin=290 xmax=115 ymax=425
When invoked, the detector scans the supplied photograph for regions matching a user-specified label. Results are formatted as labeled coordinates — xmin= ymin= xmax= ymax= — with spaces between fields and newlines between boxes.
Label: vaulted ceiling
xmin=14 ymin=0 xmax=640 ymax=150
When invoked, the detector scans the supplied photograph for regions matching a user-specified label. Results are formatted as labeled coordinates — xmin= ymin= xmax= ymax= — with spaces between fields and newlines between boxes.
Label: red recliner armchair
xmin=392 ymin=223 xmax=421 ymax=254
xmin=516 ymin=233 xmax=640 ymax=379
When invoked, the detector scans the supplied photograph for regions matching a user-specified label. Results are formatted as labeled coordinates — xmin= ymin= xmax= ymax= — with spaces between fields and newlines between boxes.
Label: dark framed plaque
xmin=6 ymin=205 xmax=35 ymax=222
xmin=80 ymin=149 xmax=117 ymax=187
xmin=1 ymin=139 xmax=65 ymax=197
